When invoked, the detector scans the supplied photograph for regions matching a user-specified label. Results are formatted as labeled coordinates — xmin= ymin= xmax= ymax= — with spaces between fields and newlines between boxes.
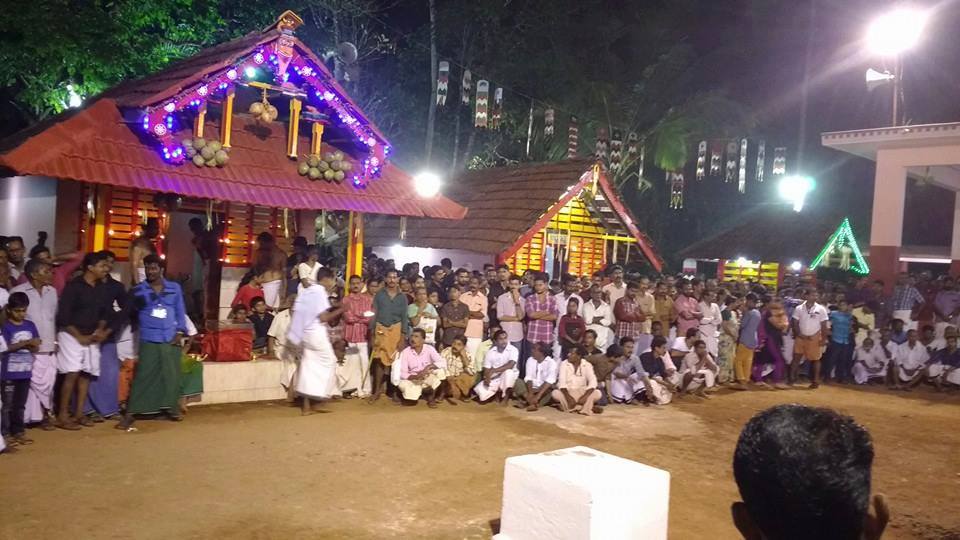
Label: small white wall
xmin=0 ymin=176 xmax=58 ymax=247
xmin=370 ymin=245 xmax=494 ymax=271
xmin=218 ymin=266 xmax=248 ymax=321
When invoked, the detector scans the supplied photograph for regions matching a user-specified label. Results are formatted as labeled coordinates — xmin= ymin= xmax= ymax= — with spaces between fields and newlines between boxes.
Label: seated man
xmin=926 ymin=330 xmax=960 ymax=391
xmin=608 ymin=343 xmax=654 ymax=405
xmin=679 ymin=339 xmax=719 ymax=398
xmin=513 ymin=342 xmax=558 ymax=411
xmin=732 ymin=404 xmax=888 ymax=540
xmin=894 ymin=329 xmax=929 ymax=390
xmin=851 ymin=337 xmax=889 ymax=385
xmin=551 ymin=345 xmax=603 ymax=415
xmin=474 ymin=330 xmax=520 ymax=405
xmin=439 ymin=335 xmax=475 ymax=403
xmin=396 ymin=329 xmax=443 ymax=408
xmin=639 ymin=336 xmax=680 ymax=404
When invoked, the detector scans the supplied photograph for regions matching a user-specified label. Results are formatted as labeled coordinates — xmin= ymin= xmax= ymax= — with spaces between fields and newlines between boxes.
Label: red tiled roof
xmin=0 ymin=99 xmax=465 ymax=219
xmin=365 ymin=159 xmax=661 ymax=269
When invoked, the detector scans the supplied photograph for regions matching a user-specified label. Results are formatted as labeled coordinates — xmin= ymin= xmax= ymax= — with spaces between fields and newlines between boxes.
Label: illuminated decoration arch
xmin=138 ymin=11 xmax=389 ymax=188
xmin=808 ymin=217 xmax=870 ymax=275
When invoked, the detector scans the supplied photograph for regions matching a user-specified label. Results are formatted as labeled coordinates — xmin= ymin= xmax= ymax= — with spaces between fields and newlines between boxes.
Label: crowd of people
xmin=3 ymin=225 xmax=960 ymax=456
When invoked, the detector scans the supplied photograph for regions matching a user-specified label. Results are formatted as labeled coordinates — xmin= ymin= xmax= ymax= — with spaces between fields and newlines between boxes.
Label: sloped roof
xmin=0 ymin=99 xmax=465 ymax=219
xmin=366 ymin=159 xmax=662 ymax=270
xmin=677 ymin=205 xmax=862 ymax=262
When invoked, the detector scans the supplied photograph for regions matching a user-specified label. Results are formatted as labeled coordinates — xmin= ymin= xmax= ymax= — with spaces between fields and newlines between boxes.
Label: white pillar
xmin=870 ymin=150 xmax=906 ymax=291
xmin=951 ymin=193 xmax=960 ymax=277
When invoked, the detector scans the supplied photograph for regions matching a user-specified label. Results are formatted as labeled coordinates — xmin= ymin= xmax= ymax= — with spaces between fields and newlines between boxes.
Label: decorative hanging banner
xmin=474 ymin=80 xmax=489 ymax=128
xmin=626 ymin=132 xmax=639 ymax=159
xmin=491 ymin=87 xmax=503 ymax=129
xmin=772 ymin=147 xmax=787 ymax=175
xmin=595 ymin=127 xmax=609 ymax=161
xmin=709 ymin=145 xmax=721 ymax=176
xmin=637 ymin=144 xmax=645 ymax=187
xmin=696 ymin=140 xmax=707 ymax=181
xmin=461 ymin=69 xmax=472 ymax=106
xmin=567 ymin=116 xmax=578 ymax=158
xmin=437 ymin=61 xmax=449 ymax=106
xmin=668 ymin=171 xmax=685 ymax=209
xmin=738 ymin=138 xmax=748 ymax=194
xmin=609 ymin=129 xmax=623 ymax=174
xmin=756 ymin=140 xmax=766 ymax=183
xmin=544 ymin=108 xmax=555 ymax=136
xmin=725 ymin=141 xmax=738 ymax=183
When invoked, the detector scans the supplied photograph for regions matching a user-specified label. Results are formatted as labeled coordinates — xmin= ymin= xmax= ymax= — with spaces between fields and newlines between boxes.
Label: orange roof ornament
xmin=266 ymin=10 xmax=304 ymax=35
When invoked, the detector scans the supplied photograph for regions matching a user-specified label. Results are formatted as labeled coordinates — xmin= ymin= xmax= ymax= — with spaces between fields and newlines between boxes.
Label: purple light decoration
xmin=366 ymin=137 xmax=377 ymax=147
xmin=153 ymin=123 xmax=167 ymax=136
xmin=163 ymin=102 xmax=176 ymax=113
xmin=370 ymin=157 xmax=380 ymax=167
xmin=142 ymin=116 xmax=150 ymax=130
xmin=226 ymin=69 xmax=238 ymax=80
xmin=322 ymin=91 xmax=335 ymax=101
xmin=197 ymin=85 xmax=208 ymax=97
xmin=254 ymin=52 xmax=265 ymax=64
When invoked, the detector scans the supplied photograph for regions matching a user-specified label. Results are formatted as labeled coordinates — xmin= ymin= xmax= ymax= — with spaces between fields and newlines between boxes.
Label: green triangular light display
xmin=808 ymin=218 xmax=870 ymax=275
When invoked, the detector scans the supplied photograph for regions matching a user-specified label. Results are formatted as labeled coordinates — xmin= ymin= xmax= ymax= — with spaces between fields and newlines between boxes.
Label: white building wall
xmin=0 ymin=176 xmax=58 ymax=247
xmin=369 ymin=245 xmax=495 ymax=272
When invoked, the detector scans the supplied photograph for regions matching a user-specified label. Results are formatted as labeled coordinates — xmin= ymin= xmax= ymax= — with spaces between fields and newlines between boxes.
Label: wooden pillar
xmin=194 ymin=102 xmax=207 ymax=138
xmin=287 ymin=98 xmax=302 ymax=157
xmin=346 ymin=211 xmax=364 ymax=278
xmin=92 ymin=185 xmax=111 ymax=251
xmin=220 ymin=86 xmax=236 ymax=148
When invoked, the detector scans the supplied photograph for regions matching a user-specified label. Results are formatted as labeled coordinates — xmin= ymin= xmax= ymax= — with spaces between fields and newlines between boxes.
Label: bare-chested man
xmin=128 ymin=218 xmax=160 ymax=285
xmin=254 ymin=232 xmax=287 ymax=310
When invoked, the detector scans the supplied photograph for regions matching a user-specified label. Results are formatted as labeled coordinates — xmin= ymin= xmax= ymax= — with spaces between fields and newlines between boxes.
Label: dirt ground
xmin=1 ymin=384 xmax=958 ymax=540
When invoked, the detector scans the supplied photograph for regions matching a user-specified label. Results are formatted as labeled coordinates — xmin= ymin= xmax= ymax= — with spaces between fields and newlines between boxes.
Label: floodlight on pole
xmin=864 ymin=7 xmax=929 ymax=126
xmin=414 ymin=171 xmax=442 ymax=198
xmin=778 ymin=175 xmax=815 ymax=212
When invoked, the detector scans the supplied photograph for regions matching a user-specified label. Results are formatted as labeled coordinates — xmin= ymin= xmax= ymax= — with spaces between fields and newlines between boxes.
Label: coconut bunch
xmin=249 ymin=100 xmax=279 ymax=123
xmin=297 ymin=150 xmax=353 ymax=182
xmin=182 ymin=137 xmax=229 ymax=168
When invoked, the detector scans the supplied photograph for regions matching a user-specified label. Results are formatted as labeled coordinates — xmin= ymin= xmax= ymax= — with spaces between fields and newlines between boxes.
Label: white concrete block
xmin=494 ymin=446 xmax=670 ymax=540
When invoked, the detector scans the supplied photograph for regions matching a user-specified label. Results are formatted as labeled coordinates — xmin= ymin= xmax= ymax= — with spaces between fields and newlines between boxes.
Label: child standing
xmin=1 ymin=292 xmax=40 ymax=447
xmin=558 ymin=298 xmax=586 ymax=359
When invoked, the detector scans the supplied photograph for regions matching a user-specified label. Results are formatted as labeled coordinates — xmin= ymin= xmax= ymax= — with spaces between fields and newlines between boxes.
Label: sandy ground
xmin=1 ymin=384 xmax=958 ymax=540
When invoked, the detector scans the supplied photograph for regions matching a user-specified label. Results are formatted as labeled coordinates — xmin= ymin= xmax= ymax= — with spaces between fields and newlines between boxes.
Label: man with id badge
xmin=117 ymin=254 xmax=187 ymax=432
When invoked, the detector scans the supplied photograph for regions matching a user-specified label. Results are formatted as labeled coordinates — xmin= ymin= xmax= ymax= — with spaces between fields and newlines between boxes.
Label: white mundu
xmin=475 ymin=344 xmax=520 ymax=401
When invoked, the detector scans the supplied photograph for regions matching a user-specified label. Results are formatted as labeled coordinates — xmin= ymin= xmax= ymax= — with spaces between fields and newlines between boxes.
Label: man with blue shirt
xmin=732 ymin=294 xmax=761 ymax=391
xmin=825 ymin=300 xmax=855 ymax=383
xmin=117 ymin=254 xmax=187 ymax=431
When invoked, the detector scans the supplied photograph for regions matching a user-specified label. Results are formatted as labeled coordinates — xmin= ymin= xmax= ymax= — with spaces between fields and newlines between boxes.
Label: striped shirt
xmin=524 ymin=292 xmax=558 ymax=343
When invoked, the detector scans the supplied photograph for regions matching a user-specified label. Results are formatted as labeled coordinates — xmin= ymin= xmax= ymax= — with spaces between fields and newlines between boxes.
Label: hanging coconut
xmin=308 ymin=168 xmax=322 ymax=180
xmin=323 ymin=169 xmax=335 ymax=181
xmin=298 ymin=162 xmax=310 ymax=176
xmin=334 ymin=170 xmax=345 ymax=182
xmin=192 ymin=154 xmax=206 ymax=167
xmin=214 ymin=150 xmax=229 ymax=166
xmin=249 ymin=101 xmax=265 ymax=116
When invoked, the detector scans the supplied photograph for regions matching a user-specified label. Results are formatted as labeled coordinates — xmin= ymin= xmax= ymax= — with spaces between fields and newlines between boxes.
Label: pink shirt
xmin=399 ymin=344 xmax=442 ymax=380
xmin=674 ymin=294 xmax=702 ymax=336
xmin=461 ymin=291 xmax=488 ymax=339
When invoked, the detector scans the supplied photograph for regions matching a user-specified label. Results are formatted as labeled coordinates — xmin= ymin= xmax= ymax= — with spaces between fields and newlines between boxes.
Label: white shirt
xmin=483 ymin=344 xmax=520 ymax=370
xmin=896 ymin=342 xmax=929 ymax=371
xmin=8 ymin=262 xmax=20 ymax=281
xmin=921 ymin=337 xmax=946 ymax=354
xmin=582 ymin=299 xmax=612 ymax=329
xmin=698 ymin=301 xmax=722 ymax=335
xmin=603 ymin=282 xmax=627 ymax=309
xmin=524 ymin=356 xmax=559 ymax=387
xmin=855 ymin=345 xmax=887 ymax=370
xmin=792 ymin=302 xmax=829 ymax=336
xmin=10 ymin=281 xmax=58 ymax=353
xmin=671 ymin=337 xmax=692 ymax=355
xmin=268 ymin=309 xmax=293 ymax=349
xmin=0 ymin=287 xmax=8 ymax=309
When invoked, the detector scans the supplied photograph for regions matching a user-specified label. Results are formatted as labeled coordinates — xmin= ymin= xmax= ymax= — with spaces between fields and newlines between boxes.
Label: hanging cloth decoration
xmin=437 ymin=61 xmax=450 ymax=106
xmin=491 ymin=87 xmax=503 ymax=129
xmin=738 ymin=138 xmax=749 ymax=194
xmin=772 ymin=147 xmax=787 ymax=175
xmin=461 ymin=69 xmax=472 ymax=106
xmin=709 ymin=144 xmax=722 ymax=176
xmin=756 ymin=140 xmax=766 ymax=183
xmin=626 ymin=132 xmax=639 ymax=160
xmin=696 ymin=140 xmax=707 ymax=181
xmin=668 ymin=171 xmax=685 ymax=209
xmin=544 ymin=108 xmax=555 ymax=137
xmin=595 ymin=127 xmax=609 ymax=161
xmin=637 ymin=144 xmax=645 ymax=187
xmin=609 ymin=129 xmax=623 ymax=174
xmin=725 ymin=141 xmax=738 ymax=183
xmin=474 ymin=80 xmax=489 ymax=128
xmin=567 ymin=116 xmax=579 ymax=157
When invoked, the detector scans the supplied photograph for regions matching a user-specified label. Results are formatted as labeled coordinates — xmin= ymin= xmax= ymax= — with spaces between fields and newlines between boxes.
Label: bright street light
xmin=865 ymin=8 xmax=928 ymax=57
xmin=414 ymin=171 xmax=442 ymax=198
xmin=778 ymin=175 xmax=815 ymax=212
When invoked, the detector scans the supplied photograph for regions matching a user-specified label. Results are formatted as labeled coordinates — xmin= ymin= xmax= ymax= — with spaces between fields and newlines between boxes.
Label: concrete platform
xmin=198 ymin=359 xmax=286 ymax=405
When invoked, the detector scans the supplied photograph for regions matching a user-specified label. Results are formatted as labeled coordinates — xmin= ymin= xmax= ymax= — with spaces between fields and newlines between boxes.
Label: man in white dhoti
xmin=608 ymin=343 xmax=660 ymax=404
xmin=11 ymin=259 xmax=58 ymax=429
xmin=287 ymin=268 xmax=341 ymax=415
xmin=894 ymin=330 xmax=929 ymax=390
xmin=268 ymin=294 xmax=297 ymax=399
xmin=396 ymin=328 xmax=443 ymax=408
xmin=679 ymin=340 xmax=719 ymax=397
xmin=698 ymin=290 xmax=722 ymax=357
xmin=474 ymin=330 xmax=519 ymax=405
xmin=582 ymin=286 xmax=613 ymax=351
xmin=926 ymin=331 xmax=960 ymax=390
xmin=851 ymin=337 xmax=889 ymax=385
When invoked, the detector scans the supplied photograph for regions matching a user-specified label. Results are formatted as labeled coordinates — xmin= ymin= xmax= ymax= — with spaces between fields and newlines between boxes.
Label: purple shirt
xmin=399 ymin=344 xmax=442 ymax=380
xmin=674 ymin=294 xmax=701 ymax=336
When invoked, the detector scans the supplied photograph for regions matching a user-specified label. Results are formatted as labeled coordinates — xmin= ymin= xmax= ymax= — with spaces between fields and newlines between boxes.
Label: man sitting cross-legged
xmin=513 ymin=342 xmax=558 ymax=411
xmin=551 ymin=345 xmax=603 ymax=416
xmin=679 ymin=339 xmax=719 ymax=398
xmin=474 ymin=330 xmax=520 ymax=405
xmin=438 ymin=335 xmax=475 ymax=404
xmin=396 ymin=328 xmax=443 ymax=408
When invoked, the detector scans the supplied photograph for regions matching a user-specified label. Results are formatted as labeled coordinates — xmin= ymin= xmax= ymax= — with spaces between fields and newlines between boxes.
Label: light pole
xmin=865 ymin=7 xmax=929 ymax=126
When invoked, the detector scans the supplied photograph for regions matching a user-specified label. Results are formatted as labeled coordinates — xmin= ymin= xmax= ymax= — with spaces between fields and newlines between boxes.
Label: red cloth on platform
xmin=201 ymin=329 xmax=253 ymax=362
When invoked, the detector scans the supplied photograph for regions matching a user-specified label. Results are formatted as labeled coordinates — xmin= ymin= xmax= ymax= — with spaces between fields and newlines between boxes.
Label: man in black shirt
xmin=84 ymin=250 xmax=131 ymax=421
xmin=55 ymin=252 xmax=112 ymax=430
